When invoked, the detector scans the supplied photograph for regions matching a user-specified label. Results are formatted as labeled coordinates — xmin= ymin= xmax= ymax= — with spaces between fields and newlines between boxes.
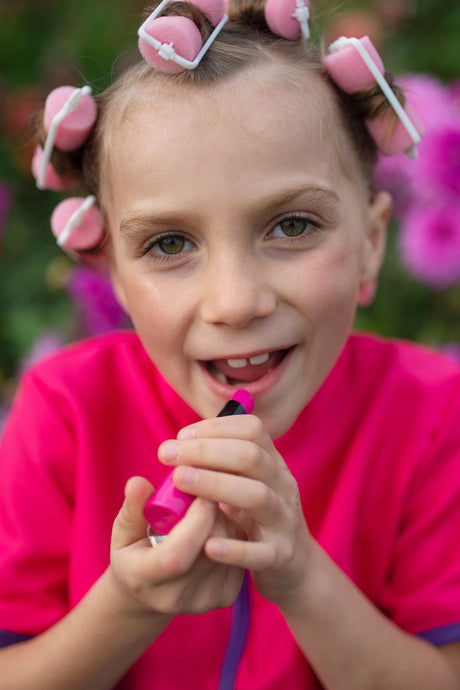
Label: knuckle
xmin=247 ymin=414 xmax=265 ymax=438
xmin=253 ymin=481 xmax=273 ymax=511
xmin=194 ymin=437 xmax=207 ymax=463
xmin=163 ymin=553 xmax=190 ymax=578
xmin=244 ymin=441 xmax=264 ymax=473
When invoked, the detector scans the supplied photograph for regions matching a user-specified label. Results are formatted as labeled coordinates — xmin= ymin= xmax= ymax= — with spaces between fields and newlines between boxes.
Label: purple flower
xmin=0 ymin=402 xmax=11 ymax=439
xmin=374 ymin=153 xmax=415 ymax=215
xmin=67 ymin=265 xmax=127 ymax=335
xmin=440 ymin=343 xmax=460 ymax=364
xmin=19 ymin=330 xmax=63 ymax=374
xmin=399 ymin=202 xmax=460 ymax=289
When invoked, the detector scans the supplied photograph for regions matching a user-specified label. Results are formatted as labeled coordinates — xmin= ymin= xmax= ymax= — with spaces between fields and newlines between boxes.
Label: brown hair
xmin=37 ymin=0 xmax=404 ymax=249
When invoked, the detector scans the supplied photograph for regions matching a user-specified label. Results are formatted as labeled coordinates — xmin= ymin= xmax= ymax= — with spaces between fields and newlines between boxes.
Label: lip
xmin=199 ymin=346 xmax=296 ymax=399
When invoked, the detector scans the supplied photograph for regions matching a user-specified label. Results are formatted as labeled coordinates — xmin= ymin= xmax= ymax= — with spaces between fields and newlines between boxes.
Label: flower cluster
xmin=375 ymin=74 xmax=460 ymax=289
xmin=66 ymin=265 xmax=128 ymax=336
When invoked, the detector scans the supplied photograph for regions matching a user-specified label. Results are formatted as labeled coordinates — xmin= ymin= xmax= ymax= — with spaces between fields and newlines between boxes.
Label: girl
xmin=1 ymin=0 xmax=460 ymax=687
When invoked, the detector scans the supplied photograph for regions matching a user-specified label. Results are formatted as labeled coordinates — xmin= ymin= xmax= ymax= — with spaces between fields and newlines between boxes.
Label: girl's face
xmin=107 ymin=64 xmax=390 ymax=438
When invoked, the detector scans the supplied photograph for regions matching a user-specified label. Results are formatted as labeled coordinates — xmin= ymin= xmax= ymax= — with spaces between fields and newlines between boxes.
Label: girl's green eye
xmin=157 ymin=236 xmax=185 ymax=254
xmin=280 ymin=219 xmax=306 ymax=236
xmin=271 ymin=217 xmax=315 ymax=238
xmin=150 ymin=235 xmax=194 ymax=256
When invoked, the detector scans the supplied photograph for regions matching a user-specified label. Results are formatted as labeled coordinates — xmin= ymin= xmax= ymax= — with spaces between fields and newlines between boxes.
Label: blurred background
xmin=0 ymin=0 xmax=459 ymax=430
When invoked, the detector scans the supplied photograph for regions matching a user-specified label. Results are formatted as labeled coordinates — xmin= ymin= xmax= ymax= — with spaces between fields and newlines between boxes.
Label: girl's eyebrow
xmin=119 ymin=210 xmax=199 ymax=238
xmin=253 ymin=184 xmax=340 ymax=215
xmin=119 ymin=184 xmax=340 ymax=238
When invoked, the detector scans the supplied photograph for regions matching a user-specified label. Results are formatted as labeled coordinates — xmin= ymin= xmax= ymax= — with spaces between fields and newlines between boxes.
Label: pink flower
xmin=399 ymin=202 xmax=460 ymax=289
xmin=451 ymin=80 xmax=460 ymax=115
xmin=411 ymin=124 xmax=460 ymax=199
xmin=67 ymin=265 xmax=127 ymax=335
xmin=398 ymin=74 xmax=456 ymax=130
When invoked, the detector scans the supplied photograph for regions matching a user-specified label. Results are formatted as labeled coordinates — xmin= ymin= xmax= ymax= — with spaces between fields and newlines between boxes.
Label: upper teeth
xmin=227 ymin=353 xmax=269 ymax=368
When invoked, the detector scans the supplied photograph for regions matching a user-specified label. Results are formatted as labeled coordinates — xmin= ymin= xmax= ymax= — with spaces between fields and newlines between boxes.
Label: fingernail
xmin=177 ymin=426 xmax=195 ymax=440
xmin=177 ymin=466 xmax=197 ymax=484
xmin=159 ymin=441 xmax=179 ymax=462
xmin=208 ymin=539 xmax=227 ymax=557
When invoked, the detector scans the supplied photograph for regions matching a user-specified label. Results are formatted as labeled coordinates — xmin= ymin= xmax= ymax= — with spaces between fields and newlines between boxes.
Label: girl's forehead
xmin=112 ymin=63 xmax=340 ymax=156
xmin=103 ymin=61 xmax=363 ymax=204
xmin=115 ymin=61 xmax=323 ymax=122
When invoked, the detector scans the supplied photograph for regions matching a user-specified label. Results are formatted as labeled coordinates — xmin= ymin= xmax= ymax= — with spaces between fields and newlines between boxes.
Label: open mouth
xmin=204 ymin=348 xmax=292 ymax=386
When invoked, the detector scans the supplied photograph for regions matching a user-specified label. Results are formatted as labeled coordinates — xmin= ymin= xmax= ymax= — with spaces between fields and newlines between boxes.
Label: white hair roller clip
xmin=293 ymin=0 xmax=310 ymax=40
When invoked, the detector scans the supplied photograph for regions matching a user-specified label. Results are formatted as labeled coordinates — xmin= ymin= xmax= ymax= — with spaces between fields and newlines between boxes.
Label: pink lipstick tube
xmin=144 ymin=389 xmax=254 ymax=535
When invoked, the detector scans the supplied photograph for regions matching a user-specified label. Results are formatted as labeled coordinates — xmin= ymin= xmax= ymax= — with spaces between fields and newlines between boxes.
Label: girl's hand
xmin=109 ymin=476 xmax=245 ymax=617
xmin=158 ymin=414 xmax=314 ymax=608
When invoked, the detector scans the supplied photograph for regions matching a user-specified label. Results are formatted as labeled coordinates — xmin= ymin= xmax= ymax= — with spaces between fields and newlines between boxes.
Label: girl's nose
xmin=199 ymin=256 xmax=277 ymax=329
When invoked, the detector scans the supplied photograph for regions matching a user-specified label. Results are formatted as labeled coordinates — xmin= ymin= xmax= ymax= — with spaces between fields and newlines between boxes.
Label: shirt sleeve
xmin=0 ymin=370 xmax=76 ymax=637
xmin=379 ymin=375 xmax=460 ymax=645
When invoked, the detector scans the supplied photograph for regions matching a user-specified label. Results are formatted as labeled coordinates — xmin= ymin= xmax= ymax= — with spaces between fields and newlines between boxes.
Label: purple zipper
xmin=218 ymin=571 xmax=251 ymax=690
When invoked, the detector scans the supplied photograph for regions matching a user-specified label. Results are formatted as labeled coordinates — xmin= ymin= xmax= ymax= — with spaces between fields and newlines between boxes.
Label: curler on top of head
xmin=264 ymin=0 xmax=310 ymax=40
xmin=138 ymin=15 xmax=203 ymax=74
xmin=193 ymin=0 xmax=226 ymax=26
xmin=138 ymin=0 xmax=228 ymax=73
xmin=43 ymin=85 xmax=97 ymax=152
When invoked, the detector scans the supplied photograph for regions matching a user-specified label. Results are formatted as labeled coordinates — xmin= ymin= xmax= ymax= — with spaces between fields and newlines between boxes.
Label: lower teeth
xmin=214 ymin=370 xmax=227 ymax=384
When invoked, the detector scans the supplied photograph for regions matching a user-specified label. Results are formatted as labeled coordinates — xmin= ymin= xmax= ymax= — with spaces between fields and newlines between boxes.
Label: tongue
xmin=211 ymin=350 xmax=285 ymax=383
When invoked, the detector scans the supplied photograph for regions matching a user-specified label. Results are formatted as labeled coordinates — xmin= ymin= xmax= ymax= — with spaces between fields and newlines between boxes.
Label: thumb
xmin=111 ymin=476 xmax=154 ymax=552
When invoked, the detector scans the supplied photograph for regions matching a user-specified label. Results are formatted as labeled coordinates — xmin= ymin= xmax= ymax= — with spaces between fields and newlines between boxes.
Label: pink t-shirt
xmin=1 ymin=330 xmax=460 ymax=689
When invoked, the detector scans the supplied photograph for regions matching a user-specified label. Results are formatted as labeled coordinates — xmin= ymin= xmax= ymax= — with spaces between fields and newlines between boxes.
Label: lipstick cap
xmin=144 ymin=473 xmax=194 ymax=534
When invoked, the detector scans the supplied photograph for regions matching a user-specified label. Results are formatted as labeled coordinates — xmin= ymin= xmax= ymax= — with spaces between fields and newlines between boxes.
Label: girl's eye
xmin=148 ymin=234 xmax=195 ymax=256
xmin=270 ymin=217 xmax=317 ymax=239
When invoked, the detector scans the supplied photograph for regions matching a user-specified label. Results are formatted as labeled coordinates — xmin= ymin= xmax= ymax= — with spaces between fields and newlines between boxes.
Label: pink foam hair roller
xmin=264 ymin=0 xmax=310 ymax=40
xmin=138 ymin=16 xmax=203 ymax=74
xmin=144 ymin=390 xmax=254 ymax=537
xmin=138 ymin=0 xmax=228 ymax=74
xmin=31 ymin=146 xmax=71 ymax=191
xmin=365 ymin=99 xmax=425 ymax=157
xmin=325 ymin=35 xmax=422 ymax=157
xmin=193 ymin=0 xmax=226 ymax=26
xmin=44 ymin=86 xmax=97 ymax=152
xmin=51 ymin=196 xmax=105 ymax=252
xmin=324 ymin=36 xmax=384 ymax=94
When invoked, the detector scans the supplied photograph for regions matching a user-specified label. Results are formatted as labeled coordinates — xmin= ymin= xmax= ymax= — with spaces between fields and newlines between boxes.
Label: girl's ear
xmin=358 ymin=190 xmax=392 ymax=305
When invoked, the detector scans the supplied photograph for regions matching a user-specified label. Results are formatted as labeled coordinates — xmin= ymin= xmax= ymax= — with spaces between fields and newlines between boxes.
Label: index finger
xmin=178 ymin=413 xmax=273 ymax=452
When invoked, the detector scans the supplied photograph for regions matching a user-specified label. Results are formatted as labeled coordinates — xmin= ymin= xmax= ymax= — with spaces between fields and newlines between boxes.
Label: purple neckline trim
xmin=0 ymin=629 xmax=32 ymax=647
xmin=417 ymin=621 xmax=460 ymax=646
xmin=218 ymin=571 xmax=250 ymax=690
